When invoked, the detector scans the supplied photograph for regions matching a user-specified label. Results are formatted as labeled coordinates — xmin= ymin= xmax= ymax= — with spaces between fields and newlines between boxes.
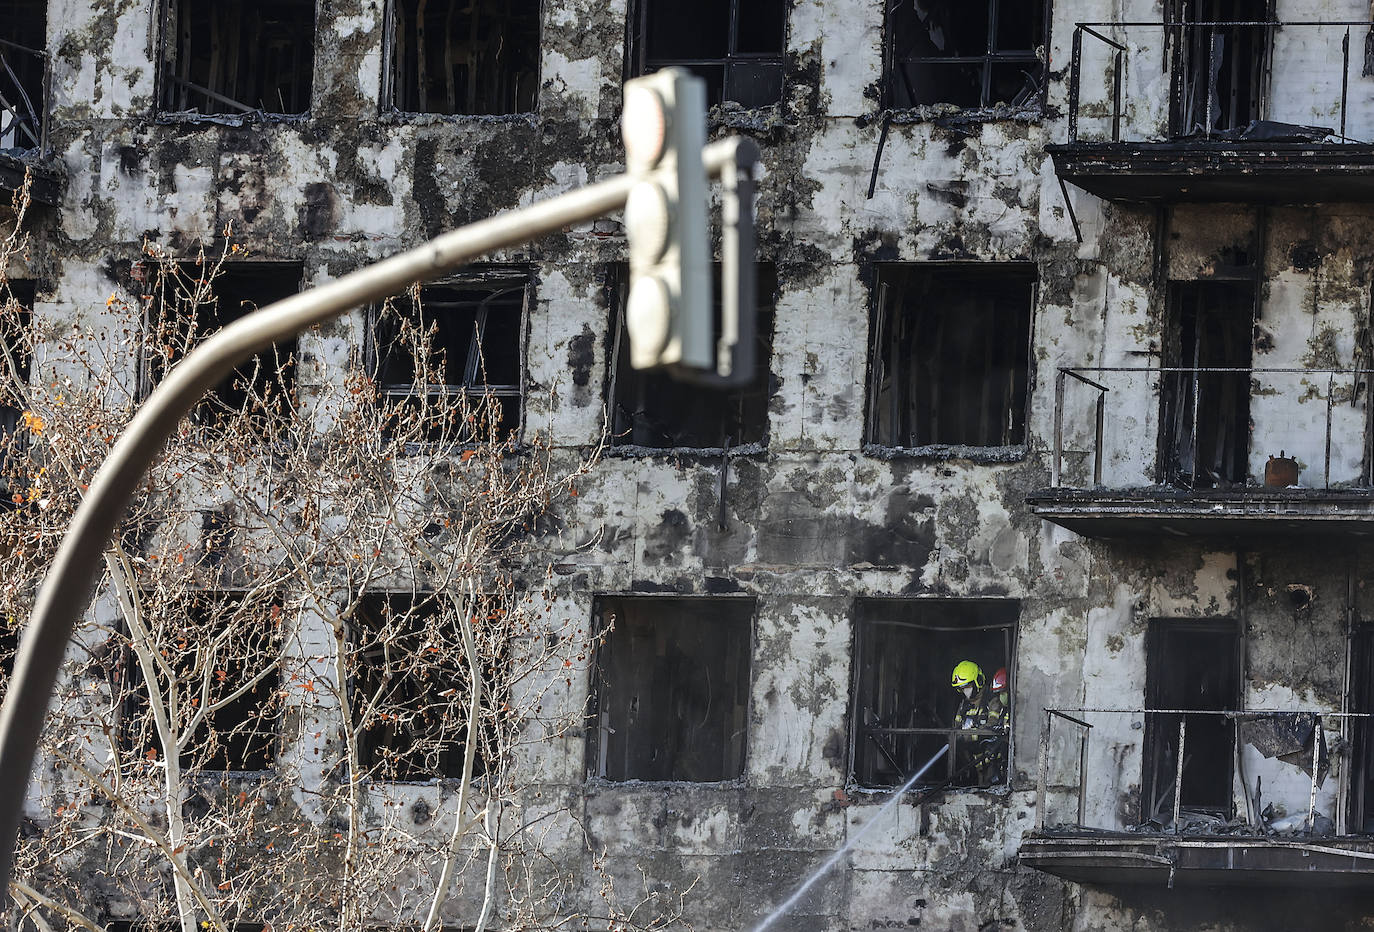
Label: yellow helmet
xmin=951 ymin=660 xmax=984 ymax=691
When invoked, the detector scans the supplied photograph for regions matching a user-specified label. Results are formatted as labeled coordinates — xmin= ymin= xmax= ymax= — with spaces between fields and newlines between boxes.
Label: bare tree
xmin=0 ymin=178 xmax=688 ymax=931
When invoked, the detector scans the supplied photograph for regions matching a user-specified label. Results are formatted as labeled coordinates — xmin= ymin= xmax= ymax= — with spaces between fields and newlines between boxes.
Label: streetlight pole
xmin=0 ymin=121 xmax=757 ymax=902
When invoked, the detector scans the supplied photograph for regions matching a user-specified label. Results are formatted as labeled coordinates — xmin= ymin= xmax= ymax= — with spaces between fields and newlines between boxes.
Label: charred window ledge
xmin=605 ymin=441 xmax=768 ymax=460
xmin=856 ymin=103 xmax=1045 ymax=130
xmin=378 ymin=110 xmax=540 ymax=128
xmin=863 ymin=443 xmax=1027 ymax=464
xmin=708 ymin=101 xmax=786 ymax=137
xmin=154 ymin=110 xmax=310 ymax=127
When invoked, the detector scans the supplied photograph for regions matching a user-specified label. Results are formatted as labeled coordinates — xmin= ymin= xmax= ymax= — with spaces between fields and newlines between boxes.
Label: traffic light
xmin=620 ymin=68 xmax=712 ymax=372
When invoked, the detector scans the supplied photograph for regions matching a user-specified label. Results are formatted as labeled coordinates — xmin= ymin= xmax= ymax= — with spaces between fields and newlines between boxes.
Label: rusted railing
xmin=0 ymin=37 xmax=49 ymax=154
xmin=1067 ymin=21 xmax=1372 ymax=144
xmin=1051 ymin=365 xmax=1374 ymax=490
xmin=1037 ymin=707 xmax=1370 ymax=836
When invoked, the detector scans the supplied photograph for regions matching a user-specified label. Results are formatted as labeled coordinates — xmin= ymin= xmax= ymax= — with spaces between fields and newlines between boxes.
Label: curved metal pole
xmin=0 ymin=171 xmax=644 ymax=901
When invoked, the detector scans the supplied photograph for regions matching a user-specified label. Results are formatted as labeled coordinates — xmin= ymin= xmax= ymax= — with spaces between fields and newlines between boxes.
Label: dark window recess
xmin=1142 ymin=619 xmax=1240 ymax=821
xmin=851 ymin=599 xmax=1016 ymax=790
xmin=371 ymin=273 xmax=527 ymax=442
xmin=147 ymin=263 xmax=301 ymax=426
xmin=123 ymin=594 xmax=281 ymax=772
xmin=1168 ymin=0 xmax=1270 ymax=136
xmin=387 ymin=0 xmax=539 ymax=114
xmin=352 ymin=592 xmax=485 ymax=781
xmin=158 ymin=0 xmax=315 ymax=115
xmin=609 ymin=263 xmax=775 ymax=449
xmin=885 ymin=0 xmax=1046 ymax=109
xmin=590 ymin=597 xmax=752 ymax=782
xmin=631 ymin=0 xmax=786 ymax=108
xmin=1351 ymin=626 xmax=1374 ymax=832
xmin=867 ymin=264 xmax=1034 ymax=449
xmin=1158 ymin=281 xmax=1253 ymax=488
xmin=0 ymin=280 xmax=32 ymax=442
xmin=0 ymin=0 xmax=46 ymax=150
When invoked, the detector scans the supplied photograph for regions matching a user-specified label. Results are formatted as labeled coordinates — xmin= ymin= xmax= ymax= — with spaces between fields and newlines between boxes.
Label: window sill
xmin=584 ymin=775 xmax=748 ymax=789
xmin=709 ymin=101 xmax=786 ymax=137
xmin=378 ymin=108 xmax=539 ymax=127
xmin=862 ymin=442 xmax=1026 ymax=464
xmin=153 ymin=110 xmax=310 ymax=127
xmin=858 ymin=103 xmax=1044 ymax=130
xmin=606 ymin=440 xmax=768 ymax=460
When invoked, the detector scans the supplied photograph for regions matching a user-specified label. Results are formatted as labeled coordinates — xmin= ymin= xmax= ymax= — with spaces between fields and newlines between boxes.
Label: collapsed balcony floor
xmin=1022 ymin=831 xmax=1374 ymax=888
xmin=1047 ymin=142 xmax=1374 ymax=203
xmin=1027 ymin=487 xmax=1374 ymax=538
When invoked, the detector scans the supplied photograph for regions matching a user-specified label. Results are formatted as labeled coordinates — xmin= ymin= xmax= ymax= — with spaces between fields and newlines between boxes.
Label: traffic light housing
xmin=620 ymin=68 xmax=712 ymax=373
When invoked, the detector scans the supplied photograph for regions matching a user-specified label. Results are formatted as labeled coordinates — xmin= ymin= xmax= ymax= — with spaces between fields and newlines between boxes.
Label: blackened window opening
xmin=0 ymin=0 xmax=46 ymax=150
xmin=149 ymin=263 xmax=301 ymax=426
xmin=633 ymin=0 xmax=786 ymax=108
xmin=885 ymin=0 xmax=1046 ymax=109
xmin=1351 ymin=626 xmax=1374 ymax=833
xmin=1158 ymin=281 xmax=1253 ymax=488
xmin=1168 ymin=0 xmax=1271 ymax=136
xmin=1142 ymin=619 xmax=1239 ymax=821
xmin=609 ymin=263 xmax=775 ymax=449
xmin=352 ymin=592 xmax=484 ymax=781
xmin=851 ymin=599 xmax=1016 ymax=790
xmin=158 ymin=0 xmax=315 ymax=115
xmin=388 ymin=0 xmax=540 ymax=115
xmin=0 ymin=279 xmax=32 ymax=443
xmin=867 ymin=264 xmax=1033 ymax=448
xmin=372 ymin=273 xmax=526 ymax=441
xmin=123 ymin=595 xmax=281 ymax=772
xmin=590 ymin=597 xmax=752 ymax=782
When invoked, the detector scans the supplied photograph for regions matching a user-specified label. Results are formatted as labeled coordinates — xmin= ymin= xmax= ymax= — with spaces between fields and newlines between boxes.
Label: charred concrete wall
xmin=14 ymin=0 xmax=1374 ymax=927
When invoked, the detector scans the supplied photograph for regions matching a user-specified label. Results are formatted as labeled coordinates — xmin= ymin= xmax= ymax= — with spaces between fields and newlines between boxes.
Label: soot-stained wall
xmin=13 ymin=0 xmax=1374 ymax=927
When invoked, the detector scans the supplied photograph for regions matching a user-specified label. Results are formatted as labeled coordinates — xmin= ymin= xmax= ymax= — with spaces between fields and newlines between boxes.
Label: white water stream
xmin=752 ymin=745 xmax=949 ymax=931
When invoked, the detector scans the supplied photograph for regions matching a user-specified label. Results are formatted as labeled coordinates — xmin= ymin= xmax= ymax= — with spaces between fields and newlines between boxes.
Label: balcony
xmin=1029 ymin=365 xmax=1374 ymax=539
xmin=1049 ymin=20 xmax=1374 ymax=203
xmin=1022 ymin=707 xmax=1374 ymax=888
xmin=0 ymin=37 xmax=61 ymax=206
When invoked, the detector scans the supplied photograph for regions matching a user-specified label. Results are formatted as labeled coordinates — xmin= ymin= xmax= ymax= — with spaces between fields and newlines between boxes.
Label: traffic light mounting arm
xmin=0 ymin=106 xmax=762 ymax=901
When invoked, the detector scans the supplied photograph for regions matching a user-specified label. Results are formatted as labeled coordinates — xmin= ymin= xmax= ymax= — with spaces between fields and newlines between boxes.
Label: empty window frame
xmin=1349 ymin=625 xmax=1374 ymax=832
xmin=885 ymin=0 xmax=1047 ymax=109
xmin=867 ymin=264 xmax=1034 ymax=449
xmin=1168 ymin=0 xmax=1270 ymax=136
xmin=1158 ymin=281 xmax=1254 ymax=488
xmin=589 ymin=596 xmax=753 ymax=782
xmin=157 ymin=0 xmax=315 ymax=115
xmin=385 ymin=0 xmax=540 ymax=114
xmin=630 ymin=0 xmax=787 ymax=108
xmin=1141 ymin=619 xmax=1240 ymax=821
xmin=351 ymin=592 xmax=481 ymax=781
xmin=145 ymin=262 xmax=301 ymax=425
xmin=371 ymin=270 xmax=528 ymax=442
xmin=122 ymin=594 xmax=282 ymax=772
xmin=0 ymin=0 xmax=47 ymax=150
xmin=851 ymin=599 xmax=1016 ymax=790
xmin=608 ymin=263 xmax=776 ymax=449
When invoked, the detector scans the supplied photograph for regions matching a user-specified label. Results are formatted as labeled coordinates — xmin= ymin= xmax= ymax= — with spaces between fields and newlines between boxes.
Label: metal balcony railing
xmin=1051 ymin=366 xmax=1374 ymax=491
xmin=1037 ymin=707 xmax=1371 ymax=836
xmin=0 ymin=37 xmax=49 ymax=154
xmin=1066 ymin=21 xmax=1374 ymax=145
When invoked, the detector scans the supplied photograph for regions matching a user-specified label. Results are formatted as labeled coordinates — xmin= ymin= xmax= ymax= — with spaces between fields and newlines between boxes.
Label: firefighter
xmin=950 ymin=660 xmax=989 ymax=785
xmin=982 ymin=666 xmax=1011 ymax=784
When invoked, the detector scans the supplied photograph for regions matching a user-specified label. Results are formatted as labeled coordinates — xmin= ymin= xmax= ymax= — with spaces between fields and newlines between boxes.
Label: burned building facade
xmin=10 ymin=0 xmax=1374 ymax=928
